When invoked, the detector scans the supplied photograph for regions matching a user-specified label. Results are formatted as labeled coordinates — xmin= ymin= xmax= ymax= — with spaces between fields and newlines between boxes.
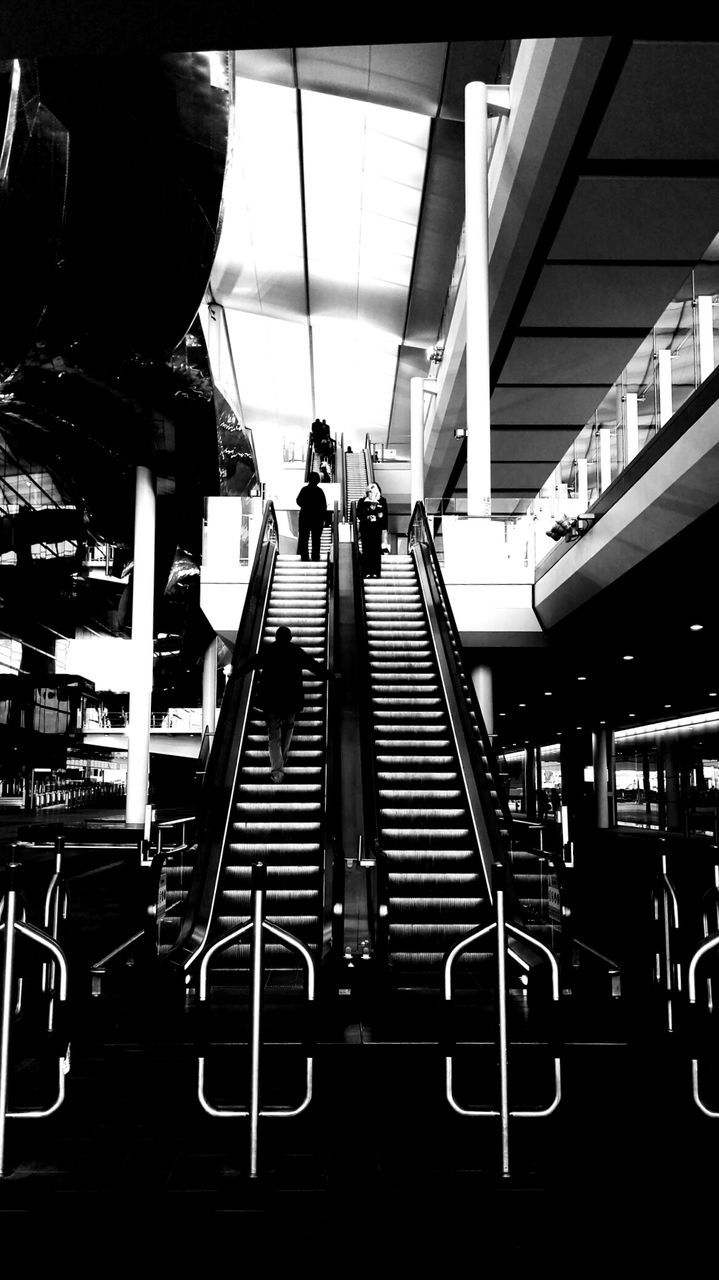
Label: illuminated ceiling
xmin=206 ymin=43 xmax=505 ymax=452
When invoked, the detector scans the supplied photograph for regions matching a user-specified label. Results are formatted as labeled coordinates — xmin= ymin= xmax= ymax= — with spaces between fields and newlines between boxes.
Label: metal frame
xmin=688 ymin=930 xmax=719 ymax=1118
xmin=0 ymin=861 xmax=70 ymax=1178
xmin=650 ymin=847 xmax=681 ymax=1032
xmin=443 ymin=863 xmax=561 ymax=1179
xmin=195 ymin=863 xmax=315 ymax=1178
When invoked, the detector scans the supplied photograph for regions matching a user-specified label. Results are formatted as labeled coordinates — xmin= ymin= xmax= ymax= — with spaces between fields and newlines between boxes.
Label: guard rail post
xmin=650 ymin=842 xmax=681 ymax=1032
xmin=444 ymin=860 xmax=561 ymax=1181
xmin=196 ymin=860 xmax=315 ymax=1178
xmin=0 ymin=857 xmax=70 ymax=1178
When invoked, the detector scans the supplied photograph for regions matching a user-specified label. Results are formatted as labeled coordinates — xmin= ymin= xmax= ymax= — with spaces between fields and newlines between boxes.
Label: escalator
xmin=162 ymin=501 xmax=338 ymax=991
xmin=354 ymin=502 xmax=530 ymax=995
xmin=344 ymin=449 xmax=370 ymax=516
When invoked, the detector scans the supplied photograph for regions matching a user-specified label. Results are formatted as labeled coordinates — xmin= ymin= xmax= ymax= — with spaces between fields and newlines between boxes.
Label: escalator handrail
xmin=336 ymin=432 xmax=345 ymax=518
xmin=408 ymin=501 xmax=520 ymax=912
xmin=324 ymin=503 xmax=343 ymax=957
xmin=350 ymin=499 xmax=385 ymax=951
xmin=408 ymin=500 xmax=517 ymax=843
xmin=304 ymin=435 xmax=313 ymax=483
xmin=364 ymin=433 xmax=375 ymax=487
xmin=166 ymin=500 xmax=280 ymax=971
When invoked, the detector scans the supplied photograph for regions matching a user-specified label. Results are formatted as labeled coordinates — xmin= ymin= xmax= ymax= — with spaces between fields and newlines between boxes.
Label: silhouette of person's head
xmin=275 ymin=626 xmax=292 ymax=646
xmin=309 ymin=471 xmax=321 ymax=486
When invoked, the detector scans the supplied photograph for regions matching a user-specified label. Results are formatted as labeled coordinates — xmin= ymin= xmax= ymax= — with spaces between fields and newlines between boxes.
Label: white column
xmin=576 ymin=457 xmax=588 ymax=509
xmin=625 ymin=392 xmax=639 ymax=462
xmin=125 ymin=465 xmax=156 ymax=824
xmin=697 ymin=294 xmax=715 ymax=382
xmin=410 ymin=375 xmax=425 ymax=511
xmin=598 ymin=427 xmax=612 ymax=493
xmin=202 ymin=637 xmax=218 ymax=736
xmin=471 ymin=663 xmax=494 ymax=737
xmin=465 ymin=81 xmax=492 ymax=520
xmin=657 ymin=349 xmax=673 ymax=426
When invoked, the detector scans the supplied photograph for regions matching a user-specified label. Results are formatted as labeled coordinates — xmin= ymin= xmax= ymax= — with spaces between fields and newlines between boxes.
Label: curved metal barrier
xmin=688 ymin=929 xmax=719 ymax=1118
xmin=195 ymin=862 xmax=315 ymax=1178
xmin=0 ymin=859 xmax=70 ymax=1178
xmin=443 ymin=862 xmax=561 ymax=1179
xmin=650 ymin=842 xmax=681 ymax=1032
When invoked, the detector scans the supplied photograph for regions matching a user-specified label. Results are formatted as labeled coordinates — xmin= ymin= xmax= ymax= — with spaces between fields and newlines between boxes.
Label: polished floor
xmin=0 ymin=807 xmax=717 ymax=1261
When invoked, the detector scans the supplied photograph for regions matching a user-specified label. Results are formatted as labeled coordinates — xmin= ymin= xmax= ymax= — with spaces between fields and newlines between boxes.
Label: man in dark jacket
xmin=296 ymin=471 xmax=327 ymax=561
xmin=240 ymin=625 xmax=333 ymax=781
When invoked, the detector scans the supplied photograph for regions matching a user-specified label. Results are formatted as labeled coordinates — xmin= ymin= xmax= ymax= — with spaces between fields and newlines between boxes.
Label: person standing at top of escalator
xmin=296 ymin=471 xmax=327 ymax=561
xmin=236 ymin=625 xmax=334 ymax=782
xmin=357 ymin=482 xmax=389 ymax=578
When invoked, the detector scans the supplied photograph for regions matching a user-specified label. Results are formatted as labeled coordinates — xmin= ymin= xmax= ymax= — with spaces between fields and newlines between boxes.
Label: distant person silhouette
xmin=237 ymin=626 xmax=334 ymax=781
xmin=296 ymin=471 xmax=327 ymax=561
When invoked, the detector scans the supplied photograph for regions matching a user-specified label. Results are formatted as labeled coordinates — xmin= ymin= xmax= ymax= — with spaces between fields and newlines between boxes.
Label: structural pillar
xmin=524 ymin=743 xmax=537 ymax=820
xmin=657 ymin=349 xmax=673 ymax=426
xmin=465 ymin=81 xmax=493 ymax=520
xmin=592 ymin=725 xmax=614 ymax=829
xmin=598 ymin=426 xmax=613 ymax=494
xmin=625 ymin=392 xmax=639 ymax=463
xmin=471 ymin=663 xmax=494 ymax=738
xmin=410 ymin=375 xmax=426 ymax=511
xmin=663 ymin=741 xmax=683 ymax=832
xmin=125 ymin=464 xmax=156 ymax=825
xmin=697 ymin=294 xmax=715 ymax=383
xmin=576 ymin=457 xmax=588 ymax=509
xmin=202 ymin=636 xmax=218 ymax=737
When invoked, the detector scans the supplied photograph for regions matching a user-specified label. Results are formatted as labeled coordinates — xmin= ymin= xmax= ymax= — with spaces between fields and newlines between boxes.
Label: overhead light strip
xmin=616 ymin=710 xmax=719 ymax=741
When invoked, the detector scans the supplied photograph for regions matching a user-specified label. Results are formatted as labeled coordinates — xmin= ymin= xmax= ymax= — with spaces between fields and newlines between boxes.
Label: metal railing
xmin=350 ymin=499 xmax=384 ymax=961
xmin=0 ymin=858 xmax=70 ymax=1178
xmin=444 ymin=862 xmax=561 ymax=1179
xmin=89 ymin=812 xmax=196 ymax=996
xmin=196 ymin=863 xmax=315 ymax=1177
xmin=688 ymin=928 xmax=719 ymax=1118
xmin=167 ymin=500 xmax=279 ymax=974
xmin=650 ymin=842 xmax=682 ymax=1032
xmin=408 ymin=501 xmax=519 ymax=912
xmin=325 ymin=505 xmax=343 ymax=957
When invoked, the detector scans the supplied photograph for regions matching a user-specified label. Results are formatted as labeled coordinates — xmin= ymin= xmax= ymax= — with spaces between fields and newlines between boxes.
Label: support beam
xmin=465 ymin=81 xmax=492 ymax=520
xmin=125 ymin=465 xmax=156 ymax=825
xmin=410 ymin=375 xmax=425 ymax=510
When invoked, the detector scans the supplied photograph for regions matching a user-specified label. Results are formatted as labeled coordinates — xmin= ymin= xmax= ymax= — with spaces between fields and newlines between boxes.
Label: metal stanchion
xmin=444 ymin=861 xmax=561 ymax=1180
xmin=650 ymin=844 xmax=681 ymax=1032
xmin=42 ymin=835 xmax=69 ymax=1032
xmin=196 ymin=861 xmax=315 ymax=1178
xmin=0 ymin=859 xmax=70 ymax=1178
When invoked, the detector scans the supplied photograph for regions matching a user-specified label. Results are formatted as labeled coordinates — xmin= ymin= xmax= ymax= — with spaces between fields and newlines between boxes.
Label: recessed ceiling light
xmin=577 ymin=675 xmax=587 ymax=681
xmin=628 ymin=713 xmax=635 ymax=718
xmin=544 ymin=691 xmax=552 ymax=696
xmin=690 ymin=623 xmax=703 ymax=631
xmin=518 ymin=702 xmax=526 ymax=708
xmin=623 ymin=654 xmax=634 ymax=661
xmin=664 ymin=703 xmax=671 ymax=708
xmin=499 ymin=711 xmax=506 ymax=717
xmin=709 ymin=692 xmax=717 ymax=698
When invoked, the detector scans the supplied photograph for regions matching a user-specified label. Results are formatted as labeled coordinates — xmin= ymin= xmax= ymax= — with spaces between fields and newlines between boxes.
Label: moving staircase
xmin=361 ymin=553 xmax=494 ymax=988
xmin=163 ymin=507 xmax=334 ymax=991
xmin=345 ymin=449 xmax=370 ymax=513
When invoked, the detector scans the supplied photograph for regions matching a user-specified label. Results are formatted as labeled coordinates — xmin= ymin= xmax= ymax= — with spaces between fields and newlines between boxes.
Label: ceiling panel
xmin=296 ymin=43 xmax=448 ymax=114
xmin=549 ymin=177 xmax=719 ymax=261
xmin=588 ymin=42 xmax=719 ymax=161
xmin=491 ymin=385 xmax=608 ymax=426
xmin=522 ymin=264 xmax=694 ymax=328
xmin=491 ymin=428 xmax=580 ymax=461
xmin=498 ymin=334 xmax=646 ymax=387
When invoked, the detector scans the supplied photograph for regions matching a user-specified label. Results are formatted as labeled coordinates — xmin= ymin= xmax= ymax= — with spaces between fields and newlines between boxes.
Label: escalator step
xmin=227 ymin=842 xmax=321 ymax=857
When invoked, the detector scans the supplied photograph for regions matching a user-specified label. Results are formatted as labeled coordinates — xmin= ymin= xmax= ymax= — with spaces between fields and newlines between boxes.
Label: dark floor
xmin=1 ymin=808 xmax=718 ymax=1259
